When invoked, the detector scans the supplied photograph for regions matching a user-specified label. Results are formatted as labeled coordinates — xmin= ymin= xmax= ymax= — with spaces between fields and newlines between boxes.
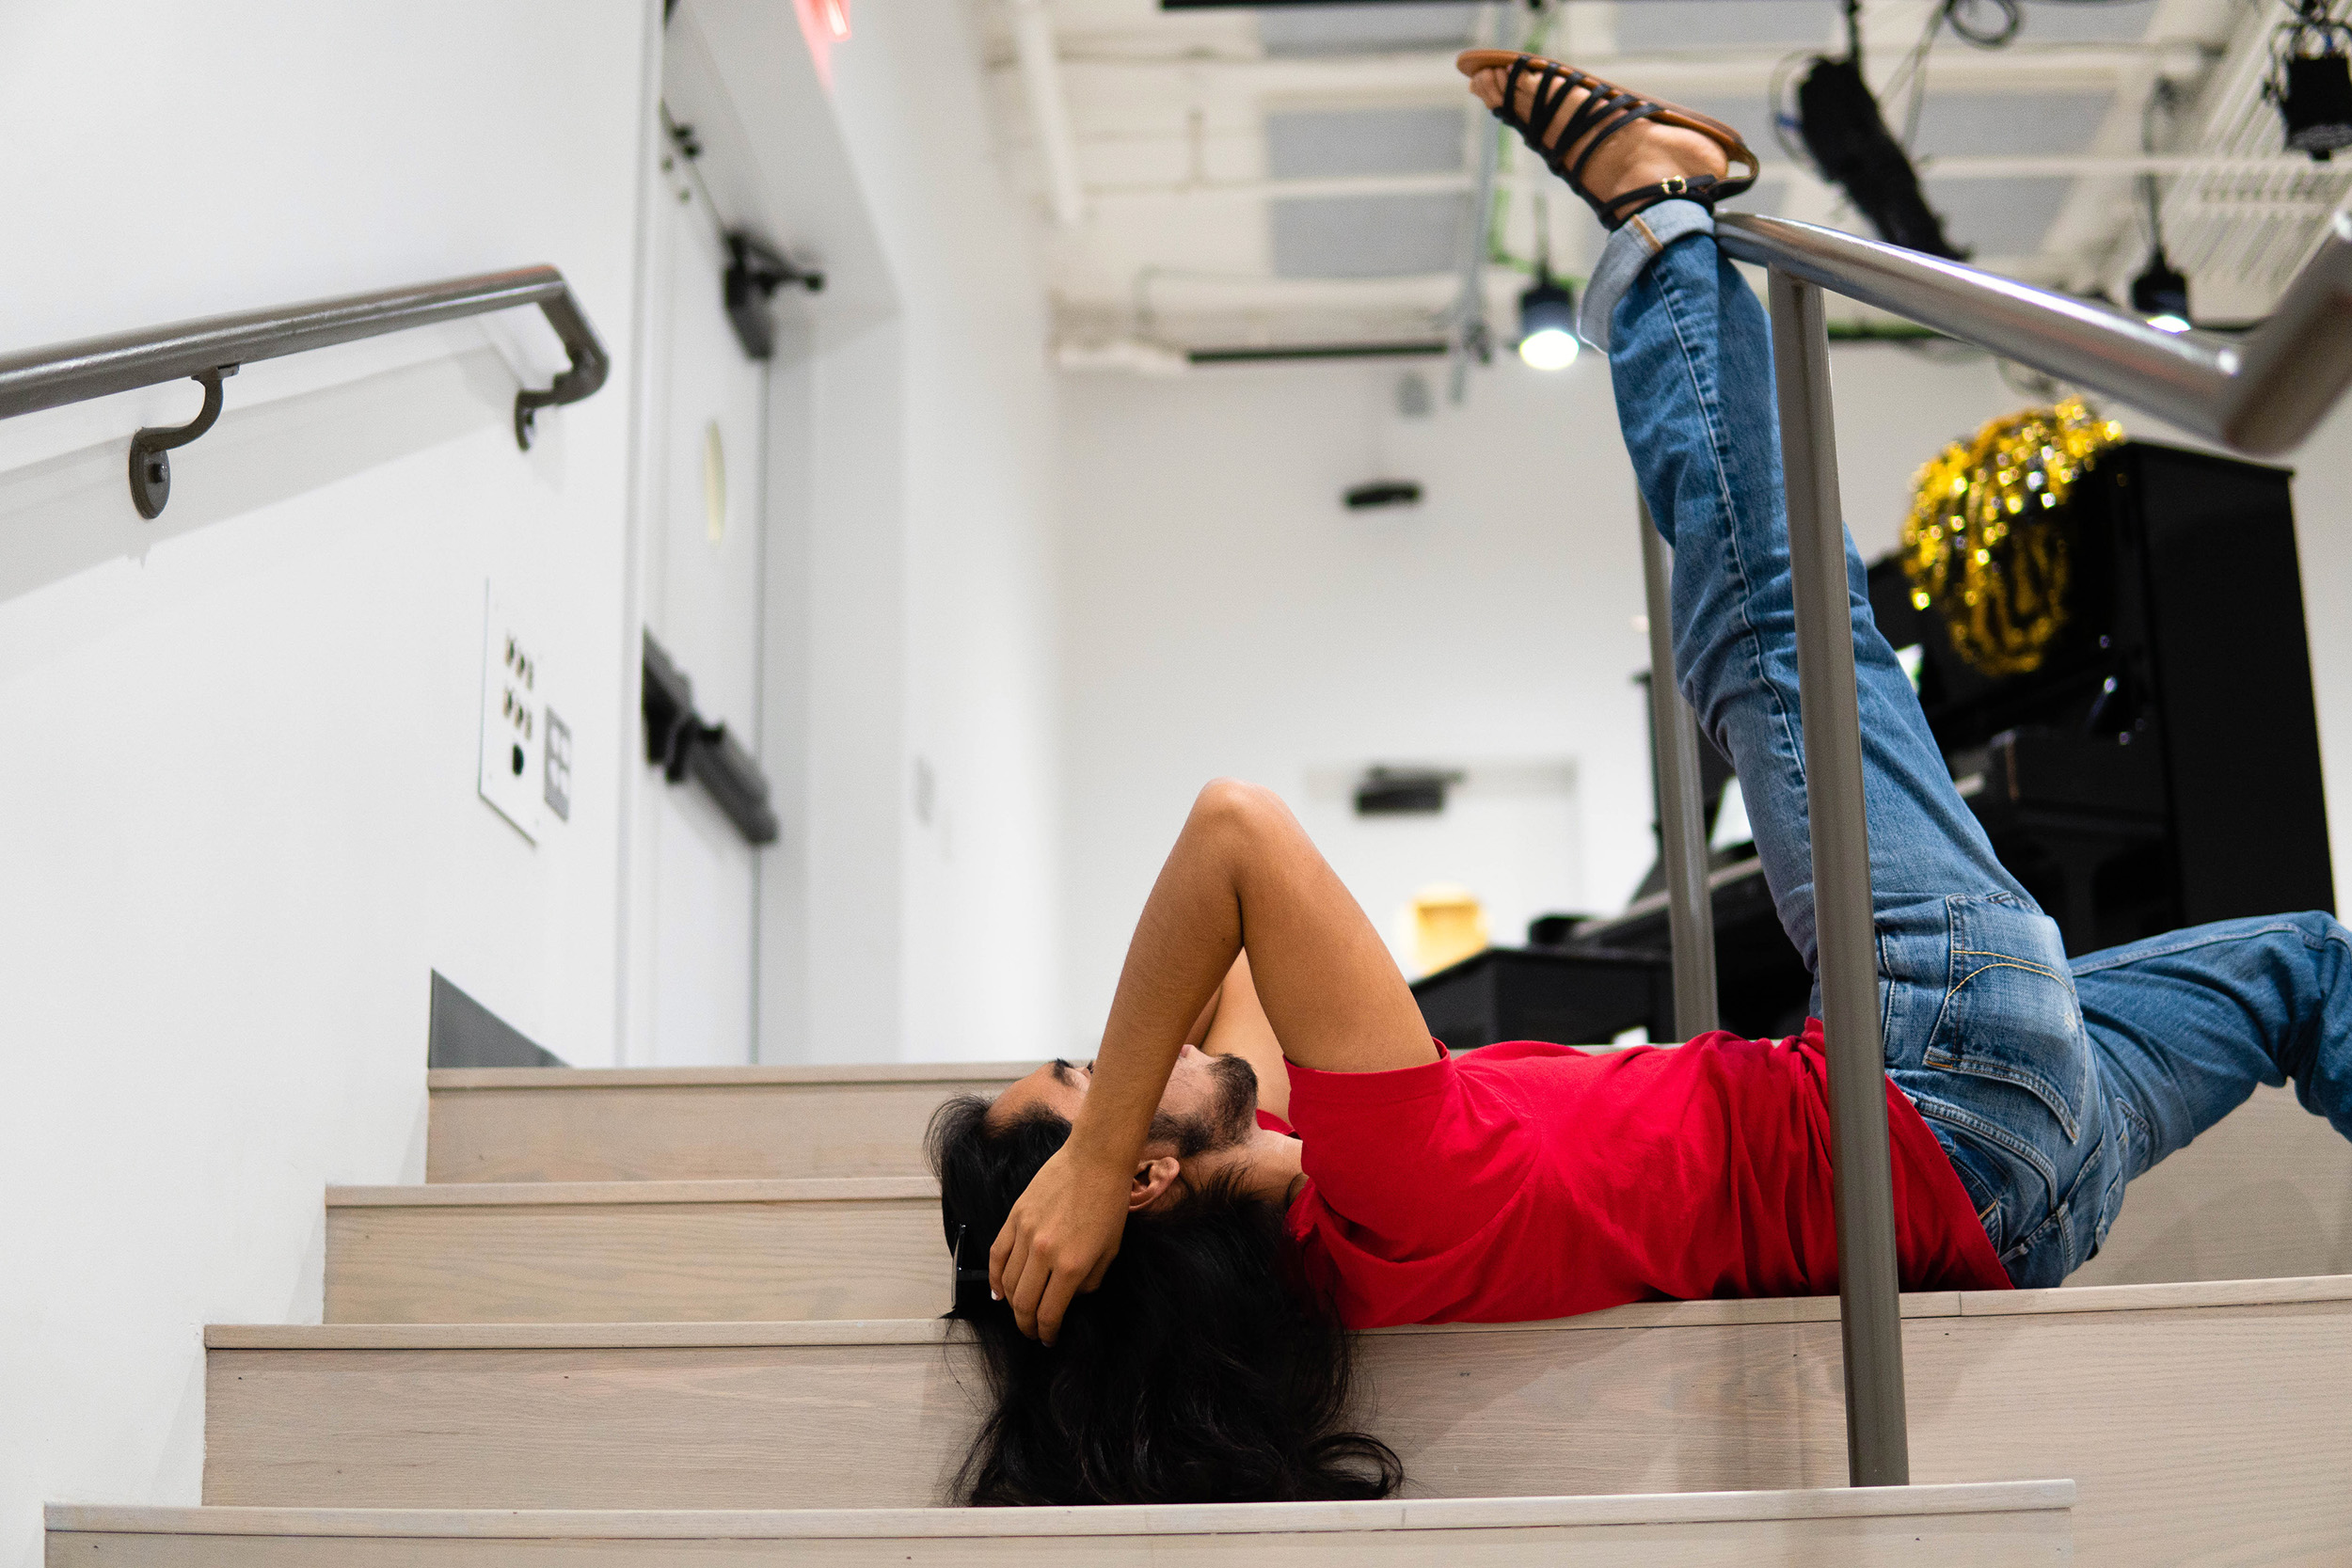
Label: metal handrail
xmin=1718 ymin=210 xmax=2352 ymax=455
xmin=1677 ymin=209 xmax=2352 ymax=1489
xmin=1638 ymin=496 xmax=1719 ymax=1041
xmin=0 ymin=266 xmax=610 ymax=513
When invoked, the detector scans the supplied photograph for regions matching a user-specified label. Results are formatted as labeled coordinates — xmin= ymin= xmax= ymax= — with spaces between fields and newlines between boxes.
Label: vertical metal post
xmin=1638 ymin=499 xmax=1720 ymax=1039
xmin=1767 ymin=269 xmax=1911 ymax=1487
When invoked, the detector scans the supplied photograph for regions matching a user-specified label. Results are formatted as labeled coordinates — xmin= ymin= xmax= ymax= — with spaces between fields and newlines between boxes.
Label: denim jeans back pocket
xmin=1923 ymin=894 xmax=2092 ymax=1143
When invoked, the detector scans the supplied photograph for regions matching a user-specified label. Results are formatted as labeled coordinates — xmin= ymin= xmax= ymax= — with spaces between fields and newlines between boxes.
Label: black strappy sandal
xmin=1457 ymin=49 xmax=1760 ymax=231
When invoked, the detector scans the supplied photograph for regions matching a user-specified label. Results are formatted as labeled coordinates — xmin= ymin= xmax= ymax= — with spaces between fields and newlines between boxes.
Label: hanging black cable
xmin=1794 ymin=0 xmax=1967 ymax=258
xmin=2130 ymin=80 xmax=2192 ymax=330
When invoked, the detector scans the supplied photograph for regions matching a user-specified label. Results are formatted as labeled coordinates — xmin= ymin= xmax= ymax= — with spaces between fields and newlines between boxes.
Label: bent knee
xmin=2287 ymin=911 xmax=2350 ymax=949
xmin=1191 ymin=777 xmax=1289 ymax=833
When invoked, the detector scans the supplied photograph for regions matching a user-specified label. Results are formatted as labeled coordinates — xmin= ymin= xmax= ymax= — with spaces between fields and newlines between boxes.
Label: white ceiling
xmin=973 ymin=0 xmax=2349 ymax=355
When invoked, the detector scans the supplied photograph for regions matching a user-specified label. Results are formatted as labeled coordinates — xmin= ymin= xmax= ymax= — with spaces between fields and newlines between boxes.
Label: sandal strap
xmin=1595 ymin=173 xmax=1736 ymax=227
xmin=1486 ymin=53 xmax=1757 ymax=229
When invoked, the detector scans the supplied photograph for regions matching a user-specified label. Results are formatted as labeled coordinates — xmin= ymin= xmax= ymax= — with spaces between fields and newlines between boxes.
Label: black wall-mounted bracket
xmin=129 ymin=364 xmax=238 ymax=519
xmin=514 ymin=287 xmax=612 ymax=451
xmin=723 ymin=232 xmax=824 ymax=361
xmin=643 ymin=630 xmax=780 ymax=846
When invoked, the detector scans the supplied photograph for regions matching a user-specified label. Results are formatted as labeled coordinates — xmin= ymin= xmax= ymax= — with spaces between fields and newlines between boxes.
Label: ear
xmin=1129 ymin=1153 xmax=1183 ymax=1212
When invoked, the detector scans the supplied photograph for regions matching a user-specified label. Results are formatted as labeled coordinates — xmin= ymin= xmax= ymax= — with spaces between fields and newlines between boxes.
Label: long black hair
xmin=926 ymin=1093 xmax=1403 ymax=1506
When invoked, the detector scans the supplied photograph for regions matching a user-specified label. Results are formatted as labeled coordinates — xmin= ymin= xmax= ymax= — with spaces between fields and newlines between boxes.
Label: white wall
xmin=1054 ymin=326 xmax=2352 ymax=1048
xmin=1056 ymin=351 xmax=1650 ymax=1047
xmin=0 ymin=4 xmax=652 ymax=1562
xmin=755 ymin=0 xmax=1069 ymax=1064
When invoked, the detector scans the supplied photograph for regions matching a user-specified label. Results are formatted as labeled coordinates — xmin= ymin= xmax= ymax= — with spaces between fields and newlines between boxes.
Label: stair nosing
xmin=202 ymin=1275 xmax=2352 ymax=1352
xmin=429 ymin=1063 xmax=1036 ymax=1091
xmin=46 ymin=1481 xmax=2079 ymax=1538
xmin=204 ymin=1319 xmax=964 ymax=1350
xmin=327 ymin=1177 xmax=939 ymax=1208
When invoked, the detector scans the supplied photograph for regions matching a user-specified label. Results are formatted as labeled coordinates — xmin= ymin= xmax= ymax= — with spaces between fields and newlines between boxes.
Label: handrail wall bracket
xmin=128 ymin=366 xmax=237 ymax=520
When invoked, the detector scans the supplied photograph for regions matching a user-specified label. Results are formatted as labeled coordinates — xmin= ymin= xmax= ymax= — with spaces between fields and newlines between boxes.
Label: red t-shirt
xmin=1263 ymin=1023 xmax=2009 ymax=1329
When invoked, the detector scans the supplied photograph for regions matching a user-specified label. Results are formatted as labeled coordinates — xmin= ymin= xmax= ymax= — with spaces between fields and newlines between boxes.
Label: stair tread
xmin=429 ymin=1063 xmax=1036 ymax=1091
xmin=330 ymin=1177 xmax=936 ymax=1207
xmin=215 ymin=1271 xmax=2352 ymax=1349
xmin=47 ymin=1482 xmax=2077 ymax=1537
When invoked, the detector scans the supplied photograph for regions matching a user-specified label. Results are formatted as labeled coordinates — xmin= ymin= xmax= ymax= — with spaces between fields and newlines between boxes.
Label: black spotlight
xmin=1353 ymin=767 xmax=1460 ymax=816
xmin=2269 ymin=2 xmax=2352 ymax=160
xmin=2130 ymin=248 xmax=2192 ymax=332
xmin=1517 ymin=268 xmax=1580 ymax=370
xmin=1344 ymin=481 xmax=1422 ymax=510
xmin=1795 ymin=55 xmax=1966 ymax=260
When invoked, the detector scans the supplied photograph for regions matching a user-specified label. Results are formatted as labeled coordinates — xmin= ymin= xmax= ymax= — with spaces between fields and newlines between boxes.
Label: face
xmin=992 ymin=1043 xmax=1259 ymax=1155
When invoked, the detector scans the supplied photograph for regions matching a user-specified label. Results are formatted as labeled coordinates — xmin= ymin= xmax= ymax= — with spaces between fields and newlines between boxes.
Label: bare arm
xmin=1200 ymin=950 xmax=1290 ymax=1123
xmin=990 ymin=779 xmax=1431 ymax=1341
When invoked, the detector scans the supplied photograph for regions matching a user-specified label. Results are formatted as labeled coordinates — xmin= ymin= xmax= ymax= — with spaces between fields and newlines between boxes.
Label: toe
xmin=1470 ymin=69 xmax=1504 ymax=111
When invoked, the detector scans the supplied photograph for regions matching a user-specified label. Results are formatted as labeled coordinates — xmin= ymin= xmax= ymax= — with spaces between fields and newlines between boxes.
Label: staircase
xmin=46 ymin=1057 xmax=2352 ymax=1564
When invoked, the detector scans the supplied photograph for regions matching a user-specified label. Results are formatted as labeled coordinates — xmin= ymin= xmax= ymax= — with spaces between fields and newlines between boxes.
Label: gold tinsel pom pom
xmin=1899 ymin=397 xmax=2123 ymax=678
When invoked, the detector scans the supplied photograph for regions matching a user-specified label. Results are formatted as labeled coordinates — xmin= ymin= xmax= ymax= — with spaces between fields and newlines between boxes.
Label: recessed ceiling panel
xmin=1922 ymin=176 xmax=2074 ymax=257
xmin=2012 ymin=0 xmax=2156 ymax=43
xmin=1268 ymin=106 xmax=1467 ymax=180
xmin=1259 ymin=3 xmax=1477 ymax=56
xmin=1912 ymin=92 xmax=2111 ymax=158
xmin=1613 ymin=0 xmax=1840 ymax=52
xmin=1271 ymin=192 xmax=1469 ymax=277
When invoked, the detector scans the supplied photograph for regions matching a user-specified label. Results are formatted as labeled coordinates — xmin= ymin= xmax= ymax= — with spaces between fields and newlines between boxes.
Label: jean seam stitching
xmin=1950 ymin=949 xmax=2066 ymax=979
xmin=2068 ymin=919 xmax=2316 ymax=974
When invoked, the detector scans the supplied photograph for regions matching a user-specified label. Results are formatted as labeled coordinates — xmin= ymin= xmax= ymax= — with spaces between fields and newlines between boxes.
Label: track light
xmin=2268 ymin=2 xmax=2352 ymax=159
xmin=1518 ymin=270 xmax=1580 ymax=371
xmin=2130 ymin=249 xmax=2192 ymax=333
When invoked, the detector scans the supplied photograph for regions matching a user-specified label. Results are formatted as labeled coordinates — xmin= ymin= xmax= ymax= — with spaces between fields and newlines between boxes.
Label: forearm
xmin=992 ymin=778 xmax=1428 ymax=1341
xmin=1071 ymin=784 xmax=1257 ymax=1167
xmin=1202 ymin=950 xmax=1290 ymax=1121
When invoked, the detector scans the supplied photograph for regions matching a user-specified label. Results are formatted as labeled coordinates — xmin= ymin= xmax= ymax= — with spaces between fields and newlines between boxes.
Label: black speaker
xmin=1868 ymin=439 xmax=2333 ymax=949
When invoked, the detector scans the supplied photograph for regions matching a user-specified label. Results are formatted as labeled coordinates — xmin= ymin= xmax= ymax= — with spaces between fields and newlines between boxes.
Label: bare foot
xmin=1468 ymin=65 xmax=1729 ymax=208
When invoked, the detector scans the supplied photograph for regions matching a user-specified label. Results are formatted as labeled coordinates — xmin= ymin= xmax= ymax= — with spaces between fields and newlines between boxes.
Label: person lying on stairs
xmin=928 ymin=47 xmax=2352 ymax=1509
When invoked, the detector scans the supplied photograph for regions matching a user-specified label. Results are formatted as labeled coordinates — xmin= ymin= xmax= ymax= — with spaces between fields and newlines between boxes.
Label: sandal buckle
xmin=1661 ymin=176 xmax=1689 ymax=196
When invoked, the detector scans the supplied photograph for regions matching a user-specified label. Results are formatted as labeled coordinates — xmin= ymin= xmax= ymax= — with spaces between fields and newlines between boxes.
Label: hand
xmin=988 ymin=1141 xmax=1132 ymax=1344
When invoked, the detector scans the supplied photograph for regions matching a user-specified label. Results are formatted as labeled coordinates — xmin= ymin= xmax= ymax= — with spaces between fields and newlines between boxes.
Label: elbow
xmin=1190 ymin=777 xmax=1287 ymax=842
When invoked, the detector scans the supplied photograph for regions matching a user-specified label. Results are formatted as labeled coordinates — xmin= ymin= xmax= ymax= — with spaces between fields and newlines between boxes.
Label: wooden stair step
xmin=425 ymin=1063 xmax=1028 ymax=1183
xmin=2065 ymin=1082 xmax=2352 ymax=1286
xmin=202 ymin=1275 xmax=2352 ymax=1561
xmin=423 ymin=1062 xmax=2352 ymax=1292
xmin=43 ymin=1483 xmax=2076 ymax=1565
xmin=326 ymin=1179 xmax=945 ymax=1323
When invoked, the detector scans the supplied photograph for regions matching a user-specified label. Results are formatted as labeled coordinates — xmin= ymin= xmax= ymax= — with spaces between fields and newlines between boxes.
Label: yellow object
xmin=1899 ymin=397 xmax=2123 ymax=678
xmin=1410 ymin=885 xmax=1490 ymax=977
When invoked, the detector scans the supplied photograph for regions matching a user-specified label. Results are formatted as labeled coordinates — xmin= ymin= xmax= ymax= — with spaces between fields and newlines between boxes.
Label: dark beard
xmin=1152 ymin=1053 xmax=1262 ymax=1156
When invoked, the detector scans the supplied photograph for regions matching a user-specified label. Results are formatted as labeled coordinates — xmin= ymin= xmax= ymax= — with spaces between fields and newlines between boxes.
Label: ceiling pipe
xmin=1009 ymin=0 xmax=1086 ymax=229
xmin=1085 ymin=153 xmax=2333 ymax=208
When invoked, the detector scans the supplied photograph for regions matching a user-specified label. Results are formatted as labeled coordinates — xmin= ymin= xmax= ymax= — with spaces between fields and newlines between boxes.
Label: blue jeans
xmin=1602 ymin=207 xmax=2352 ymax=1287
